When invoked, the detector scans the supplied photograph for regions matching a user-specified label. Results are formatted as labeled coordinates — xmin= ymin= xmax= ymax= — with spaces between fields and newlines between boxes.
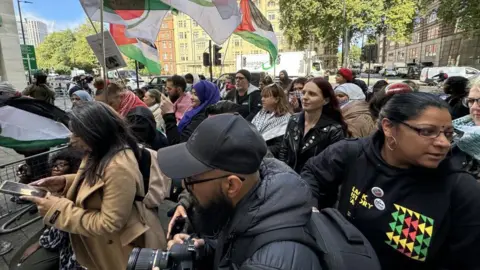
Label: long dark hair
xmin=378 ymin=92 xmax=450 ymax=130
xmin=308 ymin=77 xmax=349 ymax=136
xmin=69 ymin=102 xmax=140 ymax=186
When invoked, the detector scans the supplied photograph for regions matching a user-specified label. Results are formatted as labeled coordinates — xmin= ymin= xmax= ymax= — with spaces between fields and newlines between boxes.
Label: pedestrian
xmin=278 ymin=77 xmax=349 ymax=173
xmin=158 ymin=114 xmax=322 ymax=270
xmin=443 ymin=76 xmax=470 ymax=119
xmin=302 ymin=92 xmax=480 ymax=270
xmin=164 ymin=75 xmax=192 ymax=123
xmin=23 ymin=73 xmax=55 ymax=104
xmin=96 ymin=82 xmax=147 ymax=117
xmin=143 ymin=89 xmax=165 ymax=132
xmin=278 ymin=70 xmax=292 ymax=91
xmin=224 ymin=69 xmax=262 ymax=121
xmin=70 ymin=90 xmax=93 ymax=108
xmin=161 ymin=80 xmax=220 ymax=145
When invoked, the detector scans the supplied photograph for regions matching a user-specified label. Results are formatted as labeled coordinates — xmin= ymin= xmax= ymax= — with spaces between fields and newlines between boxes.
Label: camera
xmin=127 ymin=238 xmax=197 ymax=270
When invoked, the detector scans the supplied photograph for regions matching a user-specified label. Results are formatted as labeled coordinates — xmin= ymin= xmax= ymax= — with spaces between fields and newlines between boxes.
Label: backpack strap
xmin=135 ymin=147 xmax=151 ymax=201
xmin=229 ymin=226 xmax=322 ymax=268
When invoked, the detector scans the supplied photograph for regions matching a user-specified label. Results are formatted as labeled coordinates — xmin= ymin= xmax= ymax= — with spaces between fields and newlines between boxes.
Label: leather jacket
xmin=278 ymin=112 xmax=345 ymax=173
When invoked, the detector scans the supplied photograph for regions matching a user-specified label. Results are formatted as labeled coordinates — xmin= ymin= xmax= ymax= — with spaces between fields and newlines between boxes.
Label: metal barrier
xmin=0 ymin=146 xmax=67 ymax=234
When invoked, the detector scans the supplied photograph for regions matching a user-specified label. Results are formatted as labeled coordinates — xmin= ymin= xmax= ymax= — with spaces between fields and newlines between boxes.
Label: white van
xmin=107 ymin=69 xmax=146 ymax=90
xmin=420 ymin=66 xmax=480 ymax=82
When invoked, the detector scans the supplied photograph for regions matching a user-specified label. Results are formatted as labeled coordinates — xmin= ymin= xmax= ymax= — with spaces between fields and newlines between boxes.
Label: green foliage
xmin=279 ymin=0 xmax=419 ymax=48
xmin=349 ymin=45 xmax=361 ymax=63
xmin=36 ymin=20 xmax=100 ymax=74
xmin=432 ymin=0 xmax=480 ymax=33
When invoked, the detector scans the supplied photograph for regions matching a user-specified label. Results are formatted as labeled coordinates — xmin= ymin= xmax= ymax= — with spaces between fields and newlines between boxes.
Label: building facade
xmin=155 ymin=14 xmax=177 ymax=75
xmin=381 ymin=1 xmax=480 ymax=69
xmin=17 ymin=19 xmax=48 ymax=47
xmin=172 ymin=0 xmax=296 ymax=76
xmin=0 ymin=0 xmax=27 ymax=89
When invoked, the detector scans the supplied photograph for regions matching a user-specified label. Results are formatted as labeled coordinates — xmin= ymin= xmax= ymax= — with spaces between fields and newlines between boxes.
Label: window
xmin=234 ymin=39 xmax=241 ymax=47
xmin=180 ymin=43 xmax=187 ymax=53
xmin=268 ymin=1 xmax=276 ymax=7
xmin=408 ymin=48 xmax=419 ymax=59
xmin=193 ymin=21 xmax=198 ymax=27
xmin=427 ymin=26 xmax=439 ymax=40
xmin=170 ymin=53 xmax=173 ymax=60
xmin=165 ymin=33 xmax=170 ymax=39
xmin=412 ymin=32 xmax=420 ymax=43
xmin=425 ymin=44 xmax=437 ymax=57
xmin=193 ymin=32 xmax=199 ymax=39
xmin=178 ymin=32 xmax=184 ymax=39
xmin=196 ymin=42 xmax=206 ymax=50
xmin=267 ymin=12 xmax=276 ymax=20
xmin=162 ymin=41 xmax=167 ymax=48
xmin=163 ymin=53 xmax=168 ymax=60
xmin=165 ymin=64 xmax=169 ymax=72
xmin=169 ymin=41 xmax=172 ymax=48
xmin=427 ymin=11 xmax=437 ymax=24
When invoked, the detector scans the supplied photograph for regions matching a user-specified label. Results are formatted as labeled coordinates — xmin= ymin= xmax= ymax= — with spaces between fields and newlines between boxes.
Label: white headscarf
xmin=0 ymin=82 xmax=18 ymax=96
xmin=335 ymin=83 xmax=365 ymax=108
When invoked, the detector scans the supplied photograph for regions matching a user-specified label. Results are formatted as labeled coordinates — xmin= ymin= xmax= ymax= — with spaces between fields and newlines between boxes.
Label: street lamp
xmin=17 ymin=0 xmax=33 ymax=84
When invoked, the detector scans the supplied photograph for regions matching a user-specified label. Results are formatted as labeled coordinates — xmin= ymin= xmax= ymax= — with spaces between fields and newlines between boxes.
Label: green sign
xmin=20 ymin=44 xmax=37 ymax=70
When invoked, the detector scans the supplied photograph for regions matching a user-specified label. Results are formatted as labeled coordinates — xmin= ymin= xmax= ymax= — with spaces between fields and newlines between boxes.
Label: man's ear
xmin=223 ymin=175 xmax=243 ymax=199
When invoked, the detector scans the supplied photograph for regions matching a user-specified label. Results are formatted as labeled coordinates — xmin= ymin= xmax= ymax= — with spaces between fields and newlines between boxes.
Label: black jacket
xmin=224 ymin=85 xmax=262 ymax=121
xmin=445 ymin=95 xmax=469 ymax=120
xmin=353 ymin=78 xmax=368 ymax=95
xmin=210 ymin=158 xmax=321 ymax=270
xmin=301 ymin=131 xmax=480 ymax=270
xmin=125 ymin=107 xmax=168 ymax=151
xmin=164 ymin=110 xmax=206 ymax=145
xmin=450 ymin=145 xmax=480 ymax=180
xmin=278 ymin=112 xmax=345 ymax=173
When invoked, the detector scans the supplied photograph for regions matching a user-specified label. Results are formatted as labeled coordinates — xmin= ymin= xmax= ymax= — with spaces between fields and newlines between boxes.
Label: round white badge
xmin=374 ymin=198 xmax=385 ymax=211
xmin=371 ymin=187 xmax=384 ymax=198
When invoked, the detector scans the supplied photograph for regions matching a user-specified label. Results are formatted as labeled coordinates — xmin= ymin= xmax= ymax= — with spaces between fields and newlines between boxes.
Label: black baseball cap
xmin=157 ymin=114 xmax=267 ymax=179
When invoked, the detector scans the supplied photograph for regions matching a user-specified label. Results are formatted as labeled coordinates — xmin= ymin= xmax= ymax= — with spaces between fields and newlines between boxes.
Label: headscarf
xmin=0 ymin=82 xmax=20 ymax=97
xmin=178 ymin=81 xmax=220 ymax=132
xmin=452 ymin=115 xmax=480 ymax=160
xmin=72 ymin=90 xmax=93 ymax=102
xmin=334 ymin=83 xmax=365 ymax=108
xmin=118 ymin=90 xmax=148 ymax=117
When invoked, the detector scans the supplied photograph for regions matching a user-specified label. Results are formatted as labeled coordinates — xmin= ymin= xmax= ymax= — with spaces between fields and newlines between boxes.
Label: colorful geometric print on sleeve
xmin=385 ymin=204 xmax=434 ymax=262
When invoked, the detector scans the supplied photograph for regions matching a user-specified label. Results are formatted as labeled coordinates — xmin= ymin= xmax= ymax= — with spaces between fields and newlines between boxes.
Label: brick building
xmin=155 ymin=14 xmax=176 ymax=75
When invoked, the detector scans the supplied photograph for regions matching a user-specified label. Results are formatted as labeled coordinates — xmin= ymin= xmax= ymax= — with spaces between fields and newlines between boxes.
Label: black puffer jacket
xmin=211 ymin=158 xmax=322 ymax=270
xmin=301 ymin=131 xmax=480 ymax=270
xmin=163 ymin=109 xmax=206 ymax=145
xmin=278 ymin=112 xmax=345 ymax=173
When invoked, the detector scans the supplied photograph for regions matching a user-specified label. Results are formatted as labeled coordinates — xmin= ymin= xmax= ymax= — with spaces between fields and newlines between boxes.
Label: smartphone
xmin=0 ymin=181 xmax=47 ymax=198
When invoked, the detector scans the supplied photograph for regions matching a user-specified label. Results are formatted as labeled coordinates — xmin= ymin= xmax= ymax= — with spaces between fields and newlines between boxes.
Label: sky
xmin=13 ymin=0 xmax=86 ymax=33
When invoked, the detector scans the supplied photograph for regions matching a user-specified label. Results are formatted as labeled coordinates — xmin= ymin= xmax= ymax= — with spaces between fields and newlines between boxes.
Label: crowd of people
xmin=0 ymin=66 xmax=479 ymax=270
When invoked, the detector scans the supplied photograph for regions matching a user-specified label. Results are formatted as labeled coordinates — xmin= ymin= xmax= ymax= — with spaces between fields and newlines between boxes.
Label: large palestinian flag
xmin=234 ymin=0 xmax=278 ymax=62
xmin=110 ymin=24 xmax=162 ymax=74
xmin=160 ymin=0 xmax=241 ymax=44
xmin=80 ymin=0 xmax=169 ymax=74
xmin=0 ymin=97 xmax=70 ymax=151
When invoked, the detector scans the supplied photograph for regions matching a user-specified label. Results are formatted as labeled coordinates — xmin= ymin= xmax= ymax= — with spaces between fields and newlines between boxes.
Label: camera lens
xmin=127 ymin=248 xmax=160 ymax=270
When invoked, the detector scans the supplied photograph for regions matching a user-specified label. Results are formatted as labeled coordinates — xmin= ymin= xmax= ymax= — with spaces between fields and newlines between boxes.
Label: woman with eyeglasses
xmin=251 ymin=84 xmax=292 ymax=158
xmin=302 ymin=92 xmax=480 ymax=270
xmin=451 ymin=77 xmax=480 ymax=180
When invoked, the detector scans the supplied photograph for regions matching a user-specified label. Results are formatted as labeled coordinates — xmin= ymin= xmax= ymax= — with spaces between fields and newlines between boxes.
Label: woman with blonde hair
xmin=252 ymin=83 xmax=292 ymax=158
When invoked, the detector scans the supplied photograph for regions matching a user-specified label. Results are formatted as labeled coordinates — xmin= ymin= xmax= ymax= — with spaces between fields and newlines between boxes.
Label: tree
xmin=431 ymin=0 xmax=480 ymax=33
xmin=279 ymin=0 xmax=419 ymax=66
xmin=36 ymin=20 xmax=100 ymax=74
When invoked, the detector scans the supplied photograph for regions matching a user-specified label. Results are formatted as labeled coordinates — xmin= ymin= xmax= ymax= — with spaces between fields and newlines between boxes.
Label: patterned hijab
xmin=452 ymin=115 xmax=480 ymax=160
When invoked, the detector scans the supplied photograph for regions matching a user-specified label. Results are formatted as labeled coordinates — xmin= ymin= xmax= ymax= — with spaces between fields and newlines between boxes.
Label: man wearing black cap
xmin=224 ymin=69 xmax=262 ymax=121
xmin=158 ymin=114 xmax=321 ymax=270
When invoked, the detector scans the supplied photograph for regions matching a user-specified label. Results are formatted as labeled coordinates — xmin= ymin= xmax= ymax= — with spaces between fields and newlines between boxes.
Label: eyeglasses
xmin=396 ymin=121 xmax=454 ymax=141
xmin=463 ymin=97 xmax=480 ymax=108
xmin=184 ymin=174 xmax=245 ymax=193
xmin=235 ymin=76 xmax=245 ymax=81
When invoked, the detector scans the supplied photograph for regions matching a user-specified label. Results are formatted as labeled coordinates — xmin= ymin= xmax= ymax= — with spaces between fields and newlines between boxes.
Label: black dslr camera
xmin=127 ymin=238 xmax=197 ymax=270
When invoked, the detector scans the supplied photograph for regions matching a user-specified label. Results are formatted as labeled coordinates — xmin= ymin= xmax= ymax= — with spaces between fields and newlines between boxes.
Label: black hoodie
xmin=301 ymin=131 xmax=480 ymax=270
xmin=125 ymin=107 xmax=168 ymax=150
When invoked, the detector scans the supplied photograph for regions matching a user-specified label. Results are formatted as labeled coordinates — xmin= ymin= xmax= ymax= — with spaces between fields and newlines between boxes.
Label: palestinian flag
xmin=0 ymin=97 xmax=70 ymax=151
xmin=161 ymin=0 xmax=241 ymax=44
xmin=234 ymin=0 xmax=278 ymax=62
xmin=81 ymin=0 xmax=169 ymax=74
xmin=110 ymin=24 xmax=162 ymax=74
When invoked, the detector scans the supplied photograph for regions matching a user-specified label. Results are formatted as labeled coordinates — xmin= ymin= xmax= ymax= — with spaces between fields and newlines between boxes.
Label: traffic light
xmin=213 ymin=45 xmax=222 ymax=66
xmin=203 ymin=52 xmax=211 ymax=67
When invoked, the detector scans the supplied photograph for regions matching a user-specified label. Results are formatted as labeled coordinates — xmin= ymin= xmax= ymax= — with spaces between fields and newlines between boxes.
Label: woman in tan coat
xmin=22 ymin=102 xmax=166 ymax=270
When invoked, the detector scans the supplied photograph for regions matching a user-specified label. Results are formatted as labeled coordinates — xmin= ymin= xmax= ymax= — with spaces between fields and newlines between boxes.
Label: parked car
xmin=144 ymin=76 xmax=171 ymax=92
xmin=380 ymin=68 xmax=398 ymax=77
xmin=420 ymin=66 xmax=480 ymax=83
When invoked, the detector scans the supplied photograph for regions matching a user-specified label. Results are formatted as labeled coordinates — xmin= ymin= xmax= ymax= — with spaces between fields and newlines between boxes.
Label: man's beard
xmin=169 ymin=92 xmax=180 ymax=103
xmin=190 ymin=192 xmax=234 ymax=237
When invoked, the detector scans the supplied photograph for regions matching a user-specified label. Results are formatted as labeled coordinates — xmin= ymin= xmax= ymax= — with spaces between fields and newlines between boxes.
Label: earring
xmin=387 ymin=136 xmax=398 ymax=151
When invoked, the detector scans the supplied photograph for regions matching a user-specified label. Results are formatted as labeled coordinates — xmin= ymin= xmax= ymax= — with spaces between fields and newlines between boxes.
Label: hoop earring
xmin=387 ymin=136 xmax=398 ymax=151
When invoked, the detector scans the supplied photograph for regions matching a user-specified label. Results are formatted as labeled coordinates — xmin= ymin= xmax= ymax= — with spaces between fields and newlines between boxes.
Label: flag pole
xmin=100 ymin=0 xmax=107 ymax=88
